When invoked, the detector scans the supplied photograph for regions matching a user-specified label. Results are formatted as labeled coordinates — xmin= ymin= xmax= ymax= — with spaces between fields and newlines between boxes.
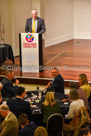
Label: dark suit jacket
xmin=1 ymin=77 xmax=18 ymax=98
xmin=47 ymin=74 xmax=64 ymax=94
xmin=19 ymin=121 xmax=37 ymax=136
xmin=0 ymin=112 xmax=19 ymax=136
xmin=7 ymin=97 xmax=32 ymax=121
xmin=25 ymin=17 xmax=45 ymax=34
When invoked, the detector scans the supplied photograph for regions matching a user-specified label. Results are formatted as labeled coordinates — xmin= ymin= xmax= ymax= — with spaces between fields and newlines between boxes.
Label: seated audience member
xmin=65 ymin=88 xmax=84 ymax=120
xmin=78 ymin=128 xmax=91 ymax=136
xmin=45 ymin=67 xmax=64 ymax=94
xmin=1 ymin=70 xmax=19 ymax=98
xmin=19 ymin=114 xmax=37 ymax=136
xmin=0 ymin=104 xmax=19 ymax=136
xmin=79 ymin=73 xmax=91 ymax=99
xmin=41 ymin=92 xmax=61 ymax=125
xmin=34 ymin=126 xmax=48 ymax=136
xmin=7 ymin=86 xmax=32 ymax=121
xmin=62 ymin=82 xmax=89 ymax=109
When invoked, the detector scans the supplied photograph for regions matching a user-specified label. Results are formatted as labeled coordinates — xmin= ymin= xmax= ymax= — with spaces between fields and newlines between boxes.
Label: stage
xmin=0 ymin=39 xmax=91 ymax=86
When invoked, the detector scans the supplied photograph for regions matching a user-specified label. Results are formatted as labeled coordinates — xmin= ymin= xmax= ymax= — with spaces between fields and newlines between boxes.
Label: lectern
xmin=19 ymin=33 xmax=43 ymax=73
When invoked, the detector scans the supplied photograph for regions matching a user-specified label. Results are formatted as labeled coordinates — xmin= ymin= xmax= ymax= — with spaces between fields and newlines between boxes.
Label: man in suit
xmin=19 ymin=114 xmax=37 ymax=136
xmin=1 ymin=70 xmax=19 ymax=99
xmin=45 ymin=67 xmax=64 ymax=94
xmin=0 ymin=104 xmax=19 ymax=136
xmin=25 ymin=9 xmax=45 ymax=34
xmin=7 ymin=86 xmax=32 ymax=121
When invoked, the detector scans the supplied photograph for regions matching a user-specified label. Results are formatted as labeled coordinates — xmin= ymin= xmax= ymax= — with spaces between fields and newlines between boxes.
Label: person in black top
xmin=45 ymin=67 xmax=64 ymax=94
xmin=1 ymin=70 xmax=19 ymax=98
xmin=7 ymin=86 xmax=32 ymax=121
xmin=19 ymin=114 xmax=37 ymax=136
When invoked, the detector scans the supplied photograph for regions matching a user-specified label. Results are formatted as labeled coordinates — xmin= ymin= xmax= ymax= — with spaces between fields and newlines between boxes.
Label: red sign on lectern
xmin=19 ymin=33 xmax=39 ymax=72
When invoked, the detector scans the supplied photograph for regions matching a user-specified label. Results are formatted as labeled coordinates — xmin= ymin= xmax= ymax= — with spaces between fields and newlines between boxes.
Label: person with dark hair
xmin=7 ymin=86 xmax=32 ymax=121
xmin=0 ymin=104 xmax=19 ymax=136
xmin=25 ymin=9 xmax=45 ymax=34
xmin=1 ymin=70 xmax=19 ymax=98
xmin=78 ymin=128 xmax=91 ymax=136
xmin=45 ymin=67 xmax=64 ymax=94
xmin=19 ymin=114 xmax=37 ymax=136
xmin=79 ymin=73 xmax=91 ymax=99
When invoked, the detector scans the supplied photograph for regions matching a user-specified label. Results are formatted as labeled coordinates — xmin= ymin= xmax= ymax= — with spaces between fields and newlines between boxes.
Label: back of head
xmin=69 ymin=82 xmax=79 ymax=89
xmin=34 ymin=127 xmax=48 ymax=136
xmin=44 ymin=92 xmax=55 ymax=106
xmin=69 ymin=88 xmax=79 ymax=100
xmin=19 ymin=114 xmax=28 ymax=126
xmin=16 ymin=86 xmax=25 ymax=96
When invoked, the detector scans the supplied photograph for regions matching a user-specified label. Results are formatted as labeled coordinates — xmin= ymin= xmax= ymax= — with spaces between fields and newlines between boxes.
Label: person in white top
xmin=65 ymin=88 xmax=84 ymax=119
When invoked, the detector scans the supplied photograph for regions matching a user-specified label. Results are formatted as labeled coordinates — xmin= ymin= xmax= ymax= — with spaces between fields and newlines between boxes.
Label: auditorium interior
xmin=0 ymin=0 xmax=91 ymax=135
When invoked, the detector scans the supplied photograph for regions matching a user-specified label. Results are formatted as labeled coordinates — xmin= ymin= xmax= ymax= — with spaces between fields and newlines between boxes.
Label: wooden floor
xmin=1 ymin=39 xmax=91 ymax=82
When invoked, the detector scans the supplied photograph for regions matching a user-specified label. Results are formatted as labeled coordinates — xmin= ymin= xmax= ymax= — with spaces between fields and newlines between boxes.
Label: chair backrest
xmin=46 ymin=113 xmax=64 ymax=136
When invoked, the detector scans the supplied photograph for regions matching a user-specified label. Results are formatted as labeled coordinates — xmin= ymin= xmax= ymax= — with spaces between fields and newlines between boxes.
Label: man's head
xmin=31 ymin=9 xmax=37 ymax=20
xmin=51 ymin=67 xmax=59 ymax=78
xmin=16 ymin=87 xmax=26 ymax=99
xmin=19 ymin=114 xmax=29 ymax=128
xmin=0 ymin=104 xmax=10 ymax=118
xmin=5 ymin=70 xmax=14 ymax=80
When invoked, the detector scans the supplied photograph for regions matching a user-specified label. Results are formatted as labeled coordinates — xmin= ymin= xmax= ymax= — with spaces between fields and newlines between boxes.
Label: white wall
xmin=13 ymin=0 xmax=32 ymax=56
xmin=0 ymin=0 xmax=12 ymax=45
xmin=45 ymin=0 xmax=74 ymax=47
xmin=74 ymin=0 xmax=91 ymax=39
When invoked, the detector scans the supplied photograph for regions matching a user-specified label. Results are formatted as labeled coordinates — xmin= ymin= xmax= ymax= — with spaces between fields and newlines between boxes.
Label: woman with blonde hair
xmin=34 ymin=126 xmax=48 ymax=136
xmin=41 ymin=92 xmax=61 ymax=124
xmin=79 ymin=73 xmax=91 ymax=99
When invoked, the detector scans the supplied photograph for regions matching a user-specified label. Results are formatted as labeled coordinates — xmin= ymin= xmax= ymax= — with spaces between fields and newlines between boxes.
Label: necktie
xmin=32 ymin=19 xmax=35 ymax=33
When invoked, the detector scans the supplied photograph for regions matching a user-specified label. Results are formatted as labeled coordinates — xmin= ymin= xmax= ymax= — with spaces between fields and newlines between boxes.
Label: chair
xmin=46 ymin=113 xmax=64 ymax=136
xmin=63 ymin=106 xmax=90 ymax=136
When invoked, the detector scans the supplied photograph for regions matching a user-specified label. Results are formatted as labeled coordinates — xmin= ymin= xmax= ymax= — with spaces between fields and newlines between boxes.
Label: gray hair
xmin=0 ymin=104 xmax=9 ymax=111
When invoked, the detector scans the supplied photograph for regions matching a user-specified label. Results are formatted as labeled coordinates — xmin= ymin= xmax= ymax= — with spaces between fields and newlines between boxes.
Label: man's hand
xmin=61 ymin=99 xmax=68 ymax=103
xmin=45 ymin=81 xmax=51 ymax=89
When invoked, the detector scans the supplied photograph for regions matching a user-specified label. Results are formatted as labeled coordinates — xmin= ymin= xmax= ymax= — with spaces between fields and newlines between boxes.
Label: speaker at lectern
xmin=19 ymin=33 xmax=43 ymax=73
